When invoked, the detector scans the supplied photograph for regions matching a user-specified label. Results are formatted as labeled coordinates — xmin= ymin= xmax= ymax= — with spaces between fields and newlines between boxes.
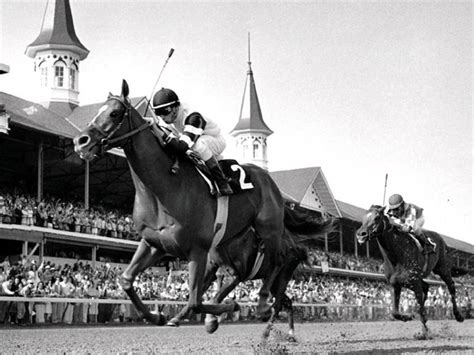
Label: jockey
xmin=151 ymin=88 xmax=233 ymax=196
xmin=386 ymin=194 xmax=435 ymax=253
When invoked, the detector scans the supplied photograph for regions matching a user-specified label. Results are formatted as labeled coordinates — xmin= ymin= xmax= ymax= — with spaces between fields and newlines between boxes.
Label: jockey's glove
xmin=163 ymin=133 xmax=189 ymax=156
xmin=401 ymin=225 xmax=412 ymax=233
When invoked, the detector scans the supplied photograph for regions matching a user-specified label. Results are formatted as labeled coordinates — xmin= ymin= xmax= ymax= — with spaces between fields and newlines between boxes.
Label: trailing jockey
xmin=386 ymin=193 xmax=436 ymax=254
xmin=151 ymin=88 xmax=233 ymax=196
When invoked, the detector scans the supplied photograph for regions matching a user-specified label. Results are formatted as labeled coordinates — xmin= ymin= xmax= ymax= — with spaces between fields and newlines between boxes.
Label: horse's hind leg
xmin=187 ymin=249 xmax=237 ymax=318
xmin=204 ymin=275 xmax=241 ymax=334
xmin=436 ymin=267 xmax=464 ymax=322
xmin=253 ymin=221 xmax=284 ymax=318
xmin=262 ymin=265 xmax=298 ymax=342
xmin=167 ymin=263 xmax=219 ymax=328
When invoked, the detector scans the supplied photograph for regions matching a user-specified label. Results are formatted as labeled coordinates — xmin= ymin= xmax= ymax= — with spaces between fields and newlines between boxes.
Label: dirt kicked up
xmin=2 ymin=319 xmax=473 ymax=354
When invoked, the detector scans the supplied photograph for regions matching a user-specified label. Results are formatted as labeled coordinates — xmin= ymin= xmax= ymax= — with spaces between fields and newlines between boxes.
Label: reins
xmin=96 ymin=96 xmax=150 ymax=150
xmin=92 ymin=95 xmax=181 ymax=174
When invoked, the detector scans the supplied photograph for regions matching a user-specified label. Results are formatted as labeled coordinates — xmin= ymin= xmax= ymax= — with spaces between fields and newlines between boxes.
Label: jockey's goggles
xmin=154 ymin=106 xmax=173 ymax=117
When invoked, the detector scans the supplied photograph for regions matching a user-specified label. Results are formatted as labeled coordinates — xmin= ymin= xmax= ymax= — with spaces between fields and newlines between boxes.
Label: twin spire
xmin=230 ymin=33 xmax=273 ymax=170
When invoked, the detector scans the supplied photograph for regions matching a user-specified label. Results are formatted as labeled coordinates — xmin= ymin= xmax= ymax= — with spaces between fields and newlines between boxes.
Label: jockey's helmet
xmin=388 ymin=194 xmax=404 ymax=210
xmin=152 ymin=88 xmax=179 ymax=113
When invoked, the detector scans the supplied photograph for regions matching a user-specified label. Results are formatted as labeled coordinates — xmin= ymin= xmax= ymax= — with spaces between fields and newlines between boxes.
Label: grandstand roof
xmin=270 ymin=167 xmax=342 ymax=217
xmin=0 ymin=92 xmax=79 ymax=138
xmin=336 ymin=199 xmax=367 ymax=221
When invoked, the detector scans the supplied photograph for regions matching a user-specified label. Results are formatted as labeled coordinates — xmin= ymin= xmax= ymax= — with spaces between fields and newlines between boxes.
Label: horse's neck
xmin=376 ymin=223 xmax=401 ymax=265
xmin=123 ymin=113 xmax=180 ymax=203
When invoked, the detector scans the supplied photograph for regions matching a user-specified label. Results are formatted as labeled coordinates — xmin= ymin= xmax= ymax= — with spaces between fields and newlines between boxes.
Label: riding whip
xmin=144 ymin=48 xmax=175 ymax=117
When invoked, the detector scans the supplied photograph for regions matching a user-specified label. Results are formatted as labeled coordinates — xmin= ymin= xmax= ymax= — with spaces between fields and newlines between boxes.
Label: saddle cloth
xmin=194 ymin=158 xmax=255 ymax=195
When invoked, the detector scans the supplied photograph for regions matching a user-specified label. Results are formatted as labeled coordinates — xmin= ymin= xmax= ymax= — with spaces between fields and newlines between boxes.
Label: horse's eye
xmin=110 ymin=111 xmax=118 ymax=118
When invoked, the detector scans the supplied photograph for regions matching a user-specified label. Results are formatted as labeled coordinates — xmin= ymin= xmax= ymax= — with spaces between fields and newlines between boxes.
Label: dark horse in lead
xmin=73 ymin=80 xmax=332 ymax=327
xmin=356 ymin=205 xmax=467 ymax=339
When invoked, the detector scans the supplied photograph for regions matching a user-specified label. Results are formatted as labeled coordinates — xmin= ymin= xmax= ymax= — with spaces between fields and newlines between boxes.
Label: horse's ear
xmin=107 ymin=92 xmax=113 ymax=99
xmin=121 ymin=79 xmax=129 ymax=99
xmin=381 ymin=206 xmax=386 ymax=213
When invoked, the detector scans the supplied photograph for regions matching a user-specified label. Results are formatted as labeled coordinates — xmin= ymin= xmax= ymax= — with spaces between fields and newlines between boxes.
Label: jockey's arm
xmin=404 ymin=206 xmax=424 ymax=234
xmin=163 ymin=112 xmax=206 ymax=155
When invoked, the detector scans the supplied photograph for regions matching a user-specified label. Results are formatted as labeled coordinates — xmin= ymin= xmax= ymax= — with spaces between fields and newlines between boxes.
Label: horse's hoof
xmin=260 ymin=311 xmax=272 ymax=322
xmin=287 ymin=335 xmax=297 ymax=343
xmin=257 ymin=304 xmax=272 ymax=321
xmin=205 ymin=315 xmax=219 ymax=334
xmin=166 ymin=318 xmax=180 ymax=327
xmin=148 ymin=312 xmax=167 ymax=326
xmin=414 ymin=332 xmax=427 ymax=340
xmin=401 ymin=314 xmax=414 ymax=322
xmin=455 ymin=314 xmax=464 ymax=322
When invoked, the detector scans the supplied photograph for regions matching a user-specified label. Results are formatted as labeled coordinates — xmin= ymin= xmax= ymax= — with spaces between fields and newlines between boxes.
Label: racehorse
xmin=167 ymin=208 xmax=334 ymax=341
xmin=356 ymin=205 xmax=467 ymax=339
xmin=73 ymin=79 xmax=333 ymax=326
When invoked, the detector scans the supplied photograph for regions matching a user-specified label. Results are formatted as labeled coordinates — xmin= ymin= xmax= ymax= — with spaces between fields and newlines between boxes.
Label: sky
xmin=0 ymin=1 xmax=472 ymax=245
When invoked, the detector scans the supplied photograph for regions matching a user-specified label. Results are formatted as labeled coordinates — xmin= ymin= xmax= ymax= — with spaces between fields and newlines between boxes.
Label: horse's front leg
xmin=282 ymin=294 xmax=296 ymax=342
xmin=413 ymin=282 xmax=430 ymax=340
xmin=120 ymin=238 xmax=166 ymax=325
xmin=391 ymin=284 xmax=413 ymax=322
xmin=187 ymin=250 xmax=238 ymax=319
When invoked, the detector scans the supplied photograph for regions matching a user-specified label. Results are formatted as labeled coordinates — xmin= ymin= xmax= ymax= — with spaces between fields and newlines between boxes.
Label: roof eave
xmin=25 ymin=43 xmax=89 ymax=60
xmin=230 ymin=128 xmax=274 ymax=137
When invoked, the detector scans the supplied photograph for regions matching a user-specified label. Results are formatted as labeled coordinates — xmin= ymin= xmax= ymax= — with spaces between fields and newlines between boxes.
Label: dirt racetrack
xmin=2 ymin=319 xmax=473 ymax=354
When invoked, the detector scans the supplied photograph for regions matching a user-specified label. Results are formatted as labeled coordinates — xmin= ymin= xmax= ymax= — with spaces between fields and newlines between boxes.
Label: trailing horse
xmin=73 ymin=80 xmax=333 ymax=327
xmin=356 ymin=205 xmax=468 ymax=339
xmin=167 ymin=204 xmax=334 ymax=341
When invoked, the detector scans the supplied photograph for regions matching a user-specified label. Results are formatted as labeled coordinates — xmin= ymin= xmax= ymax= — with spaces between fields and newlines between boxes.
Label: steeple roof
xmin=25 ymin=0 xmax=89 ymax=60
xmin=231 ymin=36 xmax=272 ymax=136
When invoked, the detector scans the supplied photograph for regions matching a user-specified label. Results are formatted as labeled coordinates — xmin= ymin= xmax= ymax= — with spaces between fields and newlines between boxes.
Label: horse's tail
xmin=451 ymin=266 xmax=474 ymax=277
xmin=284 ymin=204 xmax=336 ymax=237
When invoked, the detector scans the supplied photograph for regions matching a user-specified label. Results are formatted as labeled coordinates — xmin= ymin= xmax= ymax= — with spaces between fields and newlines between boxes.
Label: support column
xmin=366 ymin=241 xmax=370 ymax=259
xmin=85 ymin=160 xmax=90 ymax=209
xmin=92 ymin=245 xmax=97 ymax=268
xmin=354 ymin=234 xmax=358 ymax=258
xmin=324 ymin=233 xmax=328 ymax=252
xmin=39 ymin=240 xmax=45 ymax=265
xmin=37 ymin=142 xmax=44 ymax=201
xmin=339 ymin=224 xmax=343 ymax=255
xmin=22 ymin=241 xmax=28 ymax=256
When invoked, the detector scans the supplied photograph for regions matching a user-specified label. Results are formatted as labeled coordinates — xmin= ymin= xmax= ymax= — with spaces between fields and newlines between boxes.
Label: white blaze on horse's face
xmin=89 ymin=104 xmax=116 ymax=133
xmin=365 ymin=211 xmax=376 ymax=227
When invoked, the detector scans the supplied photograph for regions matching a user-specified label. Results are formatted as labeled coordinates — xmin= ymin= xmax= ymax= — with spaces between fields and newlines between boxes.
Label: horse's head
xmin=356 ymin=205 xmax=387 ymax=244
xmin=74 ymin=80 xmax=133 ymax=161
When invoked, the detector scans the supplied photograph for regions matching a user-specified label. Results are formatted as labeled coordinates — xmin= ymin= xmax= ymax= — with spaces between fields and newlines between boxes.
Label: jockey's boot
xmin=205 ymin=156 xmax=234 ymax=196
xmin=417 ymin=232 xmax=435 ymax=254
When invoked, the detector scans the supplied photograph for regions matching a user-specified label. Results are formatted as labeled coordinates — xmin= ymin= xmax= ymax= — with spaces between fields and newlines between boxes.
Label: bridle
xmin=89 ymin=95 xmax=150 ymax=152
xmin=365 ymin=208 xmax=393 ymax=240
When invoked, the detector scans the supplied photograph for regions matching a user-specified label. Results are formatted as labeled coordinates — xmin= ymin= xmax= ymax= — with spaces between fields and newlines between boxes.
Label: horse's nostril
xmin=77 ymin=135 xmax=90 ymax=146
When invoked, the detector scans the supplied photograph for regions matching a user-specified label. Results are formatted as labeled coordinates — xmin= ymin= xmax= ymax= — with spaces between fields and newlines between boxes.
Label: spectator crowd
xmin=0 ymin=255 xmax=472 ymax=326
xmin=0 ymin=191 xmax=138 ymax=241
xmin=0 ymin=188 xmax=472 ymax=326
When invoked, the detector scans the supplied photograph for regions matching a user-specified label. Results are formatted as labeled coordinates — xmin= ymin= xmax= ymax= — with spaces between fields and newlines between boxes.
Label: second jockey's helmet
xmin=152 ymin=88 xmax=179 ymax=111
xmin=388 ymin=194 xmax=404 ymax=210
